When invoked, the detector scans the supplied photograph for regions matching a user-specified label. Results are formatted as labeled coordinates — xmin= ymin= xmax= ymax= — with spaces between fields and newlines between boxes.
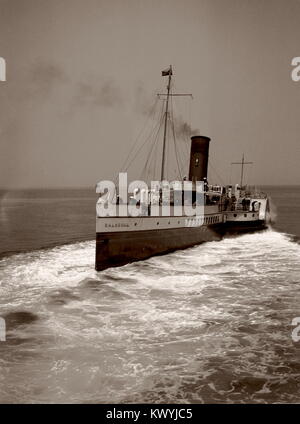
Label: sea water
xmin=0 ymin=187 xmax=299 ymax=403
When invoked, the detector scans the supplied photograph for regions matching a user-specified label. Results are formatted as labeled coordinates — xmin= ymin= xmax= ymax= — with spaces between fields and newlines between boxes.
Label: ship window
xmin=134 ymin=223 xmax=137 ymax=226
xmin=157 ymin=222 xmax=159 ymax=225
xmin=168 ymin=221 xmax=170 ymax=224
xmin=234 ymin=214 xmax=237 ymax=217
xmin=244 ymin=214 xmax=247 ymax=217
xmin=178 ymin=221 xmax=180 ymax=224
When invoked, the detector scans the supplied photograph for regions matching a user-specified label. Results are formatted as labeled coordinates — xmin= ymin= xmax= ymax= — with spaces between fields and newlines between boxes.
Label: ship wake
xmin=0 ymin=229 xmax=300 ymax=403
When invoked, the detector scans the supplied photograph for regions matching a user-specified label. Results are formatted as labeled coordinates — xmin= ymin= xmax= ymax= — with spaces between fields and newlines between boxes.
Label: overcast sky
xmin=0 ymin=0 xmax=299 ymax=188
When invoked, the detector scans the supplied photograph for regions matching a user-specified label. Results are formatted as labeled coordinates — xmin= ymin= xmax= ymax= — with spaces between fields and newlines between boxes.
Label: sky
xmin=0 ymin=0 xmax=299 ymax=188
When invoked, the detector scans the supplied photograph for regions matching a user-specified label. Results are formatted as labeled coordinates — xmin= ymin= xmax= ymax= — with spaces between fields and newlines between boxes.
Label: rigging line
xmin=170 ymin=114 xmax=182 ymax=180
xmin=140 ymin=103 xmax=166 ymax=181
xmin=247 ymin=163 xmax=254 ymax=187
xmin=123 ymin=99 xmax=165 ymax=176
xmin=188 ymin=91 xmax=192 ymax=139
xmin=150 ymin=127 xmax=160 ymax=181
xmin=149 ymin=137 xmax=158 ymax=181
xmin=113 ymin=103 xmax=161 ymax=188
xmin=117 ymin=96 xmax=160 ymax=175
xmin=169 ymin=96 xmax=183 ymax=180
xmin=138 ymin=120 xmax=163 ymax=181
xmin=178 ymin=128 xmax=189 ymax=177
xmin=229 ymin=163 xmax=232 ymax=185
xmin=172 ymin=93 xmax=188 ymax=172
xmin=154 ymin=109 xmax=165 ymax=181
xmin=124 ymin=118 xmax=161 ymax=181
xmin=178 ymin=114 xmax=191 ymax=160
xmin=154 ymin=98 xmax=169 ymax=181
xmin=169 ymin=84 xmax=191 ymax=167
xmin=208 ymin=159 xmax=226 ymax=186
xmin=179 ymin=140 xmax=188 ymax=178
xmin=149 ymin=118 xmax=165 ymax=182
xmin=167 ymin=95 xmax=173 ymax=179
xmin=143 ymin=123 xmax=163 ymax=182
xmin=167 ymin=115 xmax=173 ymax=180
xmin=166 ymin=97 xmax=175 ymax=180
xmin=145 ymin=100 xmax=165 ymax=169
xmin=172 ymin=102 xmax=190 ymax=176
xmin=180 ymin=136 xmax=190 ymax=173
xmin=183 ymin=131 xmax=191 ymax=156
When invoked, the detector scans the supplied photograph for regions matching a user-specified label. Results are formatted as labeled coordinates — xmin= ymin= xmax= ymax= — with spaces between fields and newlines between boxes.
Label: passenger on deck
xmin=231 ymin=195 xmax=237 ymax=210
xmin=242 ymin=198 xmax=247 ymax=211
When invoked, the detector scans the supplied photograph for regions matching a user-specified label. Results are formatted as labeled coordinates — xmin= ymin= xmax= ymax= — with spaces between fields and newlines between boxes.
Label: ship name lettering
xmin=105 ymin=223 xmax=129 ymax=228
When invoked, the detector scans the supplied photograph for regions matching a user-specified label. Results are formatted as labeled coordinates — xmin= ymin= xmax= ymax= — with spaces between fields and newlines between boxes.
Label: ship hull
xmin=95 ymin=218 xmax=268 ymax=272
xmin=223 ymin=219 xmax=267 ymax=234
xmin=96 ymin=224 xmax=223 ymax=271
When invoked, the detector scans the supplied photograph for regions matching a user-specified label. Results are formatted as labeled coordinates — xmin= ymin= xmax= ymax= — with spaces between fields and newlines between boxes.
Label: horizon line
xmin=1 ymin=184 xmax=300 ymax=190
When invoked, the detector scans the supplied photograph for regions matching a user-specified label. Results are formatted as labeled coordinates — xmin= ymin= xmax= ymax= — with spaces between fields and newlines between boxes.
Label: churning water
xmin=0 ymin=187 xmax=300 ymax=403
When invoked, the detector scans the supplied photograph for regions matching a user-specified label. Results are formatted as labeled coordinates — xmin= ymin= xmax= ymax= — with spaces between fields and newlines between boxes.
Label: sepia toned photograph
xmin=0 ymin=0 xmax=300 ymax=409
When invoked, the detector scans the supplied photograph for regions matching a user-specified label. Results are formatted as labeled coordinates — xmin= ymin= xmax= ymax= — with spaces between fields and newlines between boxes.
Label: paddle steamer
xmin=95 ymin=67 xmax=270 ymax=271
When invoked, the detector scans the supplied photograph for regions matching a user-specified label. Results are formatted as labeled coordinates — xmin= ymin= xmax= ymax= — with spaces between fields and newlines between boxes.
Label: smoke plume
xmin=75 ymin=78 xmax=123 ymax=108
xmin=175 ymin=116 xmax=200 ymax=139
xmin=29 ymin=61 xmax=68 ymax=96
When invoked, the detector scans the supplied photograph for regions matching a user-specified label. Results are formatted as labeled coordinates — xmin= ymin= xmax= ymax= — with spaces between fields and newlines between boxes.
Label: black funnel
xmin=188 ymin=135 xmax=210 ymax=182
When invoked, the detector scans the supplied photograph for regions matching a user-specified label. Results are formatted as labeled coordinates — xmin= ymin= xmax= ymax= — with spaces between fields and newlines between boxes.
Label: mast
xmin=160 ymin=65 xmax=172 ymax=181
xmin=159 ymin=66 xmax=192 ymax=181
xmin=240 ymin=154 xmax=245 ymax=188
xmin=231 ymin=154 xmax=253 ymax=188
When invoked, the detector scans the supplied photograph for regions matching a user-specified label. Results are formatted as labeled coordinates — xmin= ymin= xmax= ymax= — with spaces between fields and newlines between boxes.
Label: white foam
xmin=1 ymin=229 xmax=300 ymax=403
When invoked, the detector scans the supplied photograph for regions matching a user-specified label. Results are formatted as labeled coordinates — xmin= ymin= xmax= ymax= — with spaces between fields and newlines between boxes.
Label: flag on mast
xmin=161 ymin=66 xmax=172 ymax=76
